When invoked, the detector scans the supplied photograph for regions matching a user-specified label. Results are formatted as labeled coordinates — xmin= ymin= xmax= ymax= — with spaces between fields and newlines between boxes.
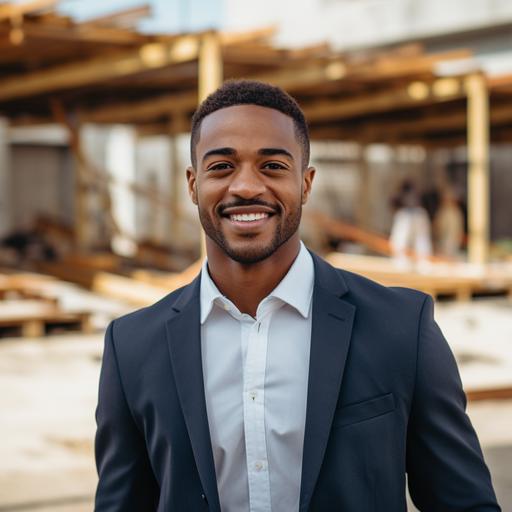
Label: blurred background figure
xmin=389 ymin=180 xmax=432 ymax=269
xmin=434 ymin=186 xmax=464 ymax=259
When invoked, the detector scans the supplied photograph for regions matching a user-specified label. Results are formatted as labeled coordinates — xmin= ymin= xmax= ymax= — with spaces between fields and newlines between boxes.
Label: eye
xmin=262 ymin=161 xmax=287 ymax=171
xmin=207 ymin=162 xmax=233 ymax=172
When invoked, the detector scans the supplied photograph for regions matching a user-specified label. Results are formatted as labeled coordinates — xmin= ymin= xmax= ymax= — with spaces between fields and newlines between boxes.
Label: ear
xmin=186 ymin=166 xmax=198 ymax=205
xmin=301 ymin=167 xmax=316 ymax=204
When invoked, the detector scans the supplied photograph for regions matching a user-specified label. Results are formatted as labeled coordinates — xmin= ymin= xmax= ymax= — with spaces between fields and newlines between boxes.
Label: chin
xmin=222 ymin=242 xmax=278 ymax=265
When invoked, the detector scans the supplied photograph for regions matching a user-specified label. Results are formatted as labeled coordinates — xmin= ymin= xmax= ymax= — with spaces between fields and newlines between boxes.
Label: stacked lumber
xmin=0 ymin=271 xmax=93 ymax=337
xmin=326 ymin=252 xmax=512 ymax=301
xmin=33 ymin=250 xmax=202 ymax=307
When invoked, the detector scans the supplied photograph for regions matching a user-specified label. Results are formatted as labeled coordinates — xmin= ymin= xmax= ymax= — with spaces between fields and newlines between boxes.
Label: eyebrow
xmin=258 ymin=148 xmax=294 ymax=159
xmin=202 ymin=147 xmax=236 ymax=162
xmin=201 ymin=147 xmax=294 ymax=163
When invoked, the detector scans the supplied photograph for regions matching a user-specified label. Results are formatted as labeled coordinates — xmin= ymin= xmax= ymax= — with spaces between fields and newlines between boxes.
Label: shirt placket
xmin=242 ymin=312 xmax=272 ymax=512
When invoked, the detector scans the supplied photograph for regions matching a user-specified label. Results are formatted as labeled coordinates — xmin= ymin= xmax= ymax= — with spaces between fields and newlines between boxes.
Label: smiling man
xmin=95 ymin=80 xmax=500 ymax=511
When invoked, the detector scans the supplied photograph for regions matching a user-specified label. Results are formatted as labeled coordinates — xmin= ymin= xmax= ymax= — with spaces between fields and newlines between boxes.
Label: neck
xmin=205 ymin=236 xmax=301 ymax=317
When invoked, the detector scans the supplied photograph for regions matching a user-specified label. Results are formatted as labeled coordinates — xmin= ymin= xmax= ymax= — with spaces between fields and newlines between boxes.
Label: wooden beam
xmin=247 ymin=61 xmax=348 ymax=93
xmin=303 ymin=77 xmax=466 ymax=123
xmin=81 ymin=90 xmax=197 ymax=124
xmin=76 ymin=71 xmax=453 ymax=127
xmin=50 ymin=100 xmax=90 ymax=248
xmin=0 ymin=0 xmax=57 ymax=21
xmin=80 ymin=4 xmax=151 ymax=29
xmin=241 ymin=48 xmax=470 ymax=86
xmin=466 ymin=73 xmax=490 ymax=264
xmin=19 ymin=20 xmax=148 ymax=45
xmin=488 ymin=73 xmax=512 ymax=90
xmin=0 ymin=35 xmax=200 ymax=101
xmin=218 ymin=26 xmax=276 ymax=46
xmin=198 ymin=32 xmax=223 ymax=102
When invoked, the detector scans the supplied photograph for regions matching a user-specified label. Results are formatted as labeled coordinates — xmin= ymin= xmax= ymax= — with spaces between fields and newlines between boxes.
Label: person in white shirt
xmin=95 ymin=80 xmax=500 ymax=512
xmin=389 ymin=180 xmax=433 ymax=268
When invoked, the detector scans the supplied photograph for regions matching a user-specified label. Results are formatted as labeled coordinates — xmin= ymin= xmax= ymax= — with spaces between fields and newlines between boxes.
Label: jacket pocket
xmin=332 ymin=392 xmax=395 ymax=428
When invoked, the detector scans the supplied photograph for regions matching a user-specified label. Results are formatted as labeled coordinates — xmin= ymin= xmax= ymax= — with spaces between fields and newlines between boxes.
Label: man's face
xmin=187 ymin=104 xmax=315 ymax=264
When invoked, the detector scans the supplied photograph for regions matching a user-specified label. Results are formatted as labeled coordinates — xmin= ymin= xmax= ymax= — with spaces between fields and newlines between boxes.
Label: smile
xmin=229 ymin=212 xmax=269 ymax=222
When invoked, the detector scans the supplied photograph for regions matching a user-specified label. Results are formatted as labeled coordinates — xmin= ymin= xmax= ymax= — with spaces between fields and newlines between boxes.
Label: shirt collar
xmin=200 ymin=242 xmax=314 ymax=324
xmin=266 ymin=242 xmax=314 ymax=318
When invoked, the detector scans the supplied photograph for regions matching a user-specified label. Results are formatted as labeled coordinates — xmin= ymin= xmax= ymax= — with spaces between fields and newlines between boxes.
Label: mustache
xmin=218 ymin=199 xmax=280 ymax=215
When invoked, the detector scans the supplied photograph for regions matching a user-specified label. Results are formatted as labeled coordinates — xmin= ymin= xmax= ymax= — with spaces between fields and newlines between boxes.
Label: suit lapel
xmin=299 ymin=255 xmax=356 ymax=512
xmin=165 ymin=277 xmax=221 ymax=512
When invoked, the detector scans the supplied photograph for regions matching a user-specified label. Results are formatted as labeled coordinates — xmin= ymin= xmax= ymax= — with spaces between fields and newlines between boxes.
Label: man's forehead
xmin=197 ymin=104 xmax=297 ymax=147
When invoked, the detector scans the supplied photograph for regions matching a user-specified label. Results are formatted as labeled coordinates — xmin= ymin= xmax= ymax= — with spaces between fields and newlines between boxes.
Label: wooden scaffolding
xmin=1 ymin=1 xmax=512 ymax=265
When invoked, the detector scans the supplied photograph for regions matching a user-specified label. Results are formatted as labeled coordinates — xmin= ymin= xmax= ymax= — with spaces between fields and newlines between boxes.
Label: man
xmin=95 ymin=80 xmax=500 ymax=511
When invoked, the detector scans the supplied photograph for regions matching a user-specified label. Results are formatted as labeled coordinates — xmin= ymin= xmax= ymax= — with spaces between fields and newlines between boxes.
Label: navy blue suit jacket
xmin=95 ymin=253 xmax=500 ymax=511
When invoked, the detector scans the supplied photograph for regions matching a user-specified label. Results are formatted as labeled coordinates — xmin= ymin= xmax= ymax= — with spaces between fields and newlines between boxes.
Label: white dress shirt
xmin=200 ymin=242 xmax=314 ymax=512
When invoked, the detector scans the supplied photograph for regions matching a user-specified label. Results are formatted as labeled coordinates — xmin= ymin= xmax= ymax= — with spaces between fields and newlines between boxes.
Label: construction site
xmin=0 ymin=0 xmax=511 ymax=510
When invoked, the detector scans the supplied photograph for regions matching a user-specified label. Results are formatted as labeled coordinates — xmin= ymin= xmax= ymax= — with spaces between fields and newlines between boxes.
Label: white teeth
xmin=230 ymin=212 xmax=268 ymax=222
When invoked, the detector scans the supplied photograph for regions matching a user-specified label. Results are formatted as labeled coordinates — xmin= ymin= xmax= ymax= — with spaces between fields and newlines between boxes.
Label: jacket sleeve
xmin=95 ymin=321 xmax=159 ymax=511
xmin=406 ymin=295 xmax=500 ymax=511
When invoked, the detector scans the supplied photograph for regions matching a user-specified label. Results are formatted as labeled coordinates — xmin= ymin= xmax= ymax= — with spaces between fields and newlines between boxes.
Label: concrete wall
xmin=135 ymin=133 xmax=201 ymax=251
xmin=223 ymin=0 xmax=512 ymax=51
xmin=9 ymin=144 xmax=74 ymax=231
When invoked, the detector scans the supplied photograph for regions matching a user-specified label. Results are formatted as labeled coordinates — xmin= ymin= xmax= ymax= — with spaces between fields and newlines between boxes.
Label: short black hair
xmin=190 ymin=79 xmax=310 ymax=168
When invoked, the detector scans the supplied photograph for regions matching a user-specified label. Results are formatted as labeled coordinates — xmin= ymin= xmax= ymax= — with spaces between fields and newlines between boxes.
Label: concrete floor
xmin=0 ymin=299 xmax=511 ymax=511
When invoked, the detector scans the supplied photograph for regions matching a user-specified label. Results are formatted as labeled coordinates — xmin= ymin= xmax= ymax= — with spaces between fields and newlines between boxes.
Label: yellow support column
xmin=465 ymin=73 xmax=490 ymax=265
xmin=198 ymin=32 xmax=223 ymax=102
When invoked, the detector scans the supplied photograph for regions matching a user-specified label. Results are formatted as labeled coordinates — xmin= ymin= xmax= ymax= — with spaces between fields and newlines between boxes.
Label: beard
xmin=198 ymin=199 xmax=302 ymax=265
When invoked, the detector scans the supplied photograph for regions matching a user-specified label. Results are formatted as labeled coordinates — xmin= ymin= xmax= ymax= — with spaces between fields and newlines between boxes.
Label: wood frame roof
xmin=1 ymin=0 xmax=511 ymax=147
xmin=1 ymin=1 xmax=510 ymax=264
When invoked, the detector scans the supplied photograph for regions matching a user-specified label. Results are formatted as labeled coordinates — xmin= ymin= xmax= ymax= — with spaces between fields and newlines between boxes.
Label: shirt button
xmin=254 ymin=460 xmax=264 ymax=471
xmin=249 ymin=391 xmax=257 ymax=401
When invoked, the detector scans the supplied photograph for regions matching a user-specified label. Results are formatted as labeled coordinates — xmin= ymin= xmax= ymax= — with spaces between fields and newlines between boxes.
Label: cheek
xmin=196 ymin=182 xmax=223 ymax=210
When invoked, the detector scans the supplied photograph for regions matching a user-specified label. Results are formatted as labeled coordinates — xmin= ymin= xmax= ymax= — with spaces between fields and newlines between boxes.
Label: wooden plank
xmin=50 ymin=100 xmax=93 ymax=248
xmin=79 ymin=4 xmax=151 ymax=29
xmin=0 ymin=36 xmax=200 ymax=101
xmin=19 ymin=21 xmax=148 ymax=45
xmin=22 ymin=319 xmax=44 ymax=337
xmin=303 ymin=77 xmax=466 ymax=123
xmin=248 ymin=61 xmax=348 ymax=93
xmin=218 ymin=26 xmax=276 ymax=46
xmin=307 ymin=210 xmax=392 ymax=256
xmin=466 ymin=73 xmax=490 ymax=264
xmin=0 ymin=298 xmax=93 ymax=337
xmin=466 ymin=387 xmax=512 ymax=401
xmin=0 ymin=0 xmax=58 ymax=21
xmin=198 ymin=32 xmax=223 ymax=102
xmin=81 ymin=90 xmax=197 ymax=124
xmin=77 ymin=71 xmax=454 ymax=127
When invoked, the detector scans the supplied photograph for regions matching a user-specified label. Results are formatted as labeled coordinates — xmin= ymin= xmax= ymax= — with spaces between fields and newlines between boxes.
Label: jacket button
xmin=201 ymin=493 xmax=207 ymax=502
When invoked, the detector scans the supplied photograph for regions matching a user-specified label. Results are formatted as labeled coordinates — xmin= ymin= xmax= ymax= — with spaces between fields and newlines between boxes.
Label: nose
xmin=228 ymin=164 xmax=266 ymax=199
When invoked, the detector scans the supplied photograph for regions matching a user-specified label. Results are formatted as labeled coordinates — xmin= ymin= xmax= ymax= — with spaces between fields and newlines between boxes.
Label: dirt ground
xmin=0 ymin=298 xmax=511 ymax=511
